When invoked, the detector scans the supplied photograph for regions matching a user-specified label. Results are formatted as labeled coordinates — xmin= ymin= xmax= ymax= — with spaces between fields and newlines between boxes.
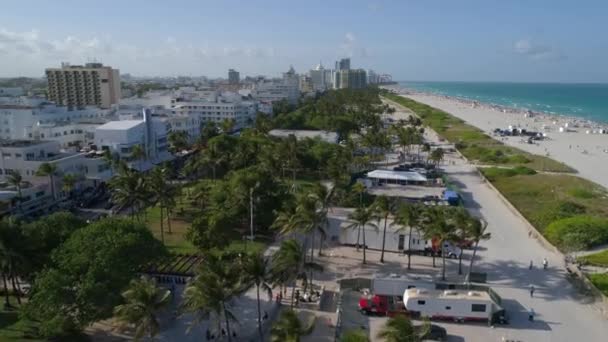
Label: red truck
xmin=358 ymin=294 xmax=407 ymax=316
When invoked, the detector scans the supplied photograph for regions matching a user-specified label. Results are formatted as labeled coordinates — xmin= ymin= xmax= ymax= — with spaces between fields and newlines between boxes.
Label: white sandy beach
xmin=389 ymin=90 xmax=608 ymax=189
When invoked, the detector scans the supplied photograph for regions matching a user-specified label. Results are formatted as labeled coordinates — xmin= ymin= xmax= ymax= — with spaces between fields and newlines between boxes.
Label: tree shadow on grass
xmin=0 ymin=311 xmax=19 ymax=330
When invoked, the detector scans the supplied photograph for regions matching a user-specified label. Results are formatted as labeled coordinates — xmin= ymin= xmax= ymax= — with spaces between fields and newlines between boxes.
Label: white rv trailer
xmin=403 ymin=288 xmax=504 ymax=323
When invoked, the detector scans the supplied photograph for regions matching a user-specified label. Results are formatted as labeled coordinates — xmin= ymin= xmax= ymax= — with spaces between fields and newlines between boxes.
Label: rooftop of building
xmin=96 ymin=120 xmax=142 ymax=130
xmin=366 ymin=169 xmax=428 ymax=182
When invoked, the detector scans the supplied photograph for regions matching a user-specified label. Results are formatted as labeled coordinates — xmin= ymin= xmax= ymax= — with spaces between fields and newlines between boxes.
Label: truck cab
xmin=359 ymin=295 xmax=406 ymax=317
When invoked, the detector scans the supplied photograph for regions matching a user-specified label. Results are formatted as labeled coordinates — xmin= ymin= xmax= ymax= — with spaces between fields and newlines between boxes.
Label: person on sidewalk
xmin=529 ymin=285 xmax=535 ymax=297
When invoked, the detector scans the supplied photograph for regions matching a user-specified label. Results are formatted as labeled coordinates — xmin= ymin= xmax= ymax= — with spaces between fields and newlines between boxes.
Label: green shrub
xmin=578 ymin=250 xmax=608 ymax=267
xmin=544 ymin=215 xmax=608 ymax=250
xmin=507 ymin=154 xmax=531 ymax=164
xmin=554 ymin=201 xmax=586 ymax=218
xmin=588 ymin=273 xmax=608 ymax=296
xmin=513 ymin=166 xmax=536 ymax=175
xmin=569 ymin=188 xmax=597 ymax=199
xmin=482 ymin=166 xmax=536 ymax=181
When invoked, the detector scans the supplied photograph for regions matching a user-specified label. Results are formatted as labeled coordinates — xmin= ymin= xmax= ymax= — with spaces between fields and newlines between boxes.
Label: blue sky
xmin=1 ymin=0 xmax=607 ymax=82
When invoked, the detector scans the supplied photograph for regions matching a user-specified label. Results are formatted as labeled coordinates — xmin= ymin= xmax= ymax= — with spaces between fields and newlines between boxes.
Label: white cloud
xmin=513 ymin=39 xmax=566 ymax=61
xmin=368 ymin=3 xmax=381 ymax=11
xmin=340 ymin=32 xmax=369 ymax=59
xmin=0 ymin=27 xmax=278 ymax=75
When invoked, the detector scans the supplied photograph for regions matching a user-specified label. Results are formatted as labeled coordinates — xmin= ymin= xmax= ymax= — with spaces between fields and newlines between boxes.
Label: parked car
xmin=417 ymin=324 xmax=447 ymax=341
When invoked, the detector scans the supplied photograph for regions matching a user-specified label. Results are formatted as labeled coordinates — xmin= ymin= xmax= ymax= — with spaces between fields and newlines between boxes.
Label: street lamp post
xmin=249 ymin=181 xmax=260 ymax=242
xmin=249 ymin=187 xmax=254 ymax=241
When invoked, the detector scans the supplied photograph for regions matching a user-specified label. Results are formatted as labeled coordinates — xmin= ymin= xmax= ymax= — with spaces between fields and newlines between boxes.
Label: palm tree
xmin=109 ymin=167 xmax=149 ymax=221
xmin=452 ymin=207 xmax=473 ymax=275
xmin=311 ymin=183 xmax=334 ymax=256
xmin=271 ymin=239 xmax=304 ymax=308
xmin=351 ymin=182 xmax=366 ymax=250
xmin=292 ymin=192 xmax=327 ymax=289
xmin=113 ymin=276 xmax=171 ymax=340
xmin=102 ymin=149 xmax=120 ymax=177
xmin=181 ymin=255 xmax=246 ymax=342
xmin=279 ymin=134 xmax=300 ymax=185
xmin=270 ymin=309 xmax=305 ymax=342
xmin=341 ymin=329 xmax=369 ymax=342
xmin=221 ymin=118 xmax=236 ymax=134
xmin=373 ymin=196 xmax=397 ymax=263
xmin=394 ymin=203 xmax=424 ymax=270
xmin=242 ymin=252 xmax=273 ymax=341
xmin=377 ymin=314 xmax=428 ymax=342
xmin=467 ymin=218 xmax=491 ymax=281
xmin=429 ymin=147 xmax=445 ymax=167
xmin=346 ymin=206 xmax=378 ymax=264
xmin=148 ymin=166 xmax=176 ymax=243
xmin=61 ymin=173 xmax=77 ymax=200
xmin=421 ymin=143 xmax=431 ymax=165
xmin=167 ymin=130 xmax=190 ymax=153
xmin=0 ymin=220 xmax=29 ymax=307
xmin=36 ymin=162 xmax=58 ymax=200
xmin=131 ymin=144 xmax=146 ymax=171
xmin=6 ymin=171 xmax=24 ymax=214
xmin=423 ymin=207 xmax=459 ymax=281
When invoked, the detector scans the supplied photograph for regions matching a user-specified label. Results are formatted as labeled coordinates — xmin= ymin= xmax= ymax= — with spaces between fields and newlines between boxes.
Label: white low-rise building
xmin=251 ymin=66 xmax=300 ymax=105
xmin=94 ymin=109 xmax=172 ymax=171
xmin=0 ymin=97 xmax=113 ymax=145
xmin=171 ymin=93 xmax=257 ymax=131
xmin=0 ymin=140 xmax=112 ymax=214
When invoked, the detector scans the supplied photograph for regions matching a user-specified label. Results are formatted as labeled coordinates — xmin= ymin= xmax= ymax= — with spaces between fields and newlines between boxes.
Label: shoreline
xmin=385 ymin=84 xmax=608 ymax=131
xmin=382 ymin=85 xmax=608 ymax=189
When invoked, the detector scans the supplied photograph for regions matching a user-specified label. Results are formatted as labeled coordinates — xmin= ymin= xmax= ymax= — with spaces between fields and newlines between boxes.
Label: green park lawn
xmin=0 ymin=297 xmax=45 ymax=342
xmin=579 ymin=250 xmax=608 ymax=267
xmin=383 ymin=93 xmax=575 ymax=173
xmin=145 ymin=182 xmax=269 ymax=255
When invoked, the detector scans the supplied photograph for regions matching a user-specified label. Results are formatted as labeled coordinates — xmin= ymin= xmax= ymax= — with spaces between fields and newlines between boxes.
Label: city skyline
xmin=0 ymin=0 xmax=607 ymax=82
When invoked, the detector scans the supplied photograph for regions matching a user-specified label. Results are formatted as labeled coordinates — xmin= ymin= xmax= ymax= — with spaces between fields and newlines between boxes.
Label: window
xmin=471 ymin=304 xmax=486 ymax=312
xmin=445 ymin=306 xmax=452 ymax=310
xmin=417 ymin=300 xmax=426 ymax=305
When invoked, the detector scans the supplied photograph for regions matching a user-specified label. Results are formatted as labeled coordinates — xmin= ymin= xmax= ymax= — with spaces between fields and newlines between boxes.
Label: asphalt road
xmin=379 ymin=99 xmax=608 ymax=341
xmin=423 ymin=152 xmax=608 ymax=342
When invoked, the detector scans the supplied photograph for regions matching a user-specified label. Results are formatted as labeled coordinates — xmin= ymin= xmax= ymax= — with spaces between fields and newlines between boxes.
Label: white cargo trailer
xmin=403 ymin=288 xmax=505 ymax=323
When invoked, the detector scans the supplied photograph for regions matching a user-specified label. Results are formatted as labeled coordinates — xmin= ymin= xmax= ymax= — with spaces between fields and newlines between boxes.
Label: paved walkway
xmin=382 ymin=98 xmax=608 ymax=342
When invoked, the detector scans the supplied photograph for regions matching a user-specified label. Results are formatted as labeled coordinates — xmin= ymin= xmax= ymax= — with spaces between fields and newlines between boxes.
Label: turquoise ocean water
xmin=398 ymin=81 xmax=608 ymax=123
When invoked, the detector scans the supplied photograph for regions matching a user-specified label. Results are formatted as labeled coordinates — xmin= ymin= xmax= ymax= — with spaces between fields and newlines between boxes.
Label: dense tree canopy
xmin=23 ymin=218 xmax=167 ymax=337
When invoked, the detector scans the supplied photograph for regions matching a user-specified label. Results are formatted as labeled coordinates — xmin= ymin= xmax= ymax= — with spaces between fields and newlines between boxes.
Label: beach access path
xmin=402 ymin=93 xmax=608 ymax=189
xmin=381 ymin=97 xmax=608 ymax=342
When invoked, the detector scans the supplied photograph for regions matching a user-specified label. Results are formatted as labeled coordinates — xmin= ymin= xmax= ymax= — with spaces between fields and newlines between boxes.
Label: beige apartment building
xmin=45 ymin=62 xmax=121 ymax=109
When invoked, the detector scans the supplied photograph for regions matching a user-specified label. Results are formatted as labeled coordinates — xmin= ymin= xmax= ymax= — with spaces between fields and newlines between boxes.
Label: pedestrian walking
xmin=530 ymin=285 xmax=535 ymax=297
xmin=529 ymin=260 xmax=533 ymax=270
xmin=543 ymin=258 xmax=548 ymax=270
